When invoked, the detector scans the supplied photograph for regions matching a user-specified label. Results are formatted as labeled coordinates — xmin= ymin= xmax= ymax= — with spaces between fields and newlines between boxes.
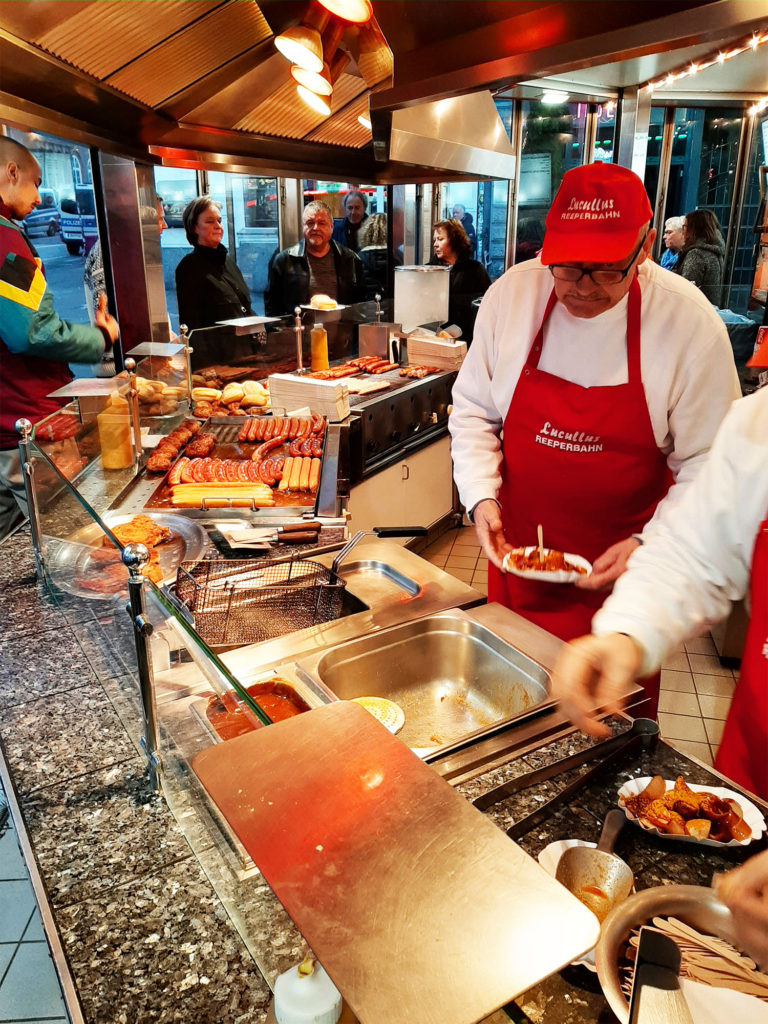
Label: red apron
xmin=488 ymin=277 xmax=672 ymax=716
xmin=714 ymin=510 xmax=768 ymax=801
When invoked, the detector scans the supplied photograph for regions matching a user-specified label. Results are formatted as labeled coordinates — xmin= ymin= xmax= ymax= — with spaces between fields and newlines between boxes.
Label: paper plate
xmin=350 ymin=697 xmax=405 ymax=734
xmin=617 ymin=777 xmax=766 ymax=847
xmin=538 ymin=840 xmax=599 ymax=970
xmin=502 ymin=546 xmax=592 ymax=583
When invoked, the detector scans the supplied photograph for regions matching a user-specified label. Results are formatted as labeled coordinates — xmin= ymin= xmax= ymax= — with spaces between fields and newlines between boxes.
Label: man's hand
xmin=471 ymin=499 xmax=511 ymax=569
xmin=549 ymin=633 xmax=643 ymax=738
xmin=576 ymin=536 xmax=641 ymax=590
xmin=713 ymin=850 xmax=768 ymax=970
xmin=94 ymin=292 xmax=119 ymax=344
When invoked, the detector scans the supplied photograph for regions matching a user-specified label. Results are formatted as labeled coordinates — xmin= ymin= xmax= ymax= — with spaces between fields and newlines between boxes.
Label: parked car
xmin=24 ymin=187 xmax=60 ymax=237
xmin=60 ymin=186 xmax=98 ymax=256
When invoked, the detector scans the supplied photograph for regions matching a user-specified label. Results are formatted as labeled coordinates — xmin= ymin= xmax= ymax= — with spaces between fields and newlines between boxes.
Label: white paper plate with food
xmin=502 ymin=546 xmax=592 ymax=582
xmin=618 ymin=775 xmax=766 ymax=847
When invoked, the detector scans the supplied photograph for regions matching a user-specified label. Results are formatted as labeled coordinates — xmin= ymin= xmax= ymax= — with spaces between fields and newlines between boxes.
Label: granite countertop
xmin=1 ymin=524 xmax=765 ymax=1024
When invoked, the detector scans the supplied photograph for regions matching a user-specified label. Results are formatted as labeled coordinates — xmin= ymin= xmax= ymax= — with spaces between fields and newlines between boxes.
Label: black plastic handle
xmin=373 ymin=526 xmax=428 ymax=538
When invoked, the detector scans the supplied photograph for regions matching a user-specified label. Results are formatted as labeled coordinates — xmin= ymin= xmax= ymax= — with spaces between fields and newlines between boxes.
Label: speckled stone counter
xmin=1 ymin=524 xmax=765 ymax=1024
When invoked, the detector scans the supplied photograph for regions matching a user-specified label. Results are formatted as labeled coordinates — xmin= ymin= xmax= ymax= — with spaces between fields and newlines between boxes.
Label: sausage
xmin=288 ymin=438 xmax=302 ymax=458
xmin=253 ymin=434 xmax=287 ymax=463
xmin=272 ymin=417 xmax=283 ymax=436
xmin=311 ymin=412 xmax=325 ymax=435
xmin=298 ymin=456 xmax=312 ymax=492
xmin=296 ymin=418 xmax=311 ymax=438
xmin=311 ymin=437 xmax=323 ymax=458
xmin=372 ymin=362 xmax=399 ymax=374
xmin=180 ymin=459 xmax=197 ymax=484
xmin=288 ymin=456 xmax=303 ymax=490
xmin=271 ymin=461 xmax=283 ymax=483
xmin=224 ymin=461 xmax=240 ymax=483
xmin=238 ymin=421 xmax=250 ymax=443
xmin=288 ymin=417 xmax=299 ymax=439
xmin=309 ymin=458 xmax=321 ymax=492
xmin=214 ymin=460 xmax=228 ymax=482
xmin=247 ymin=461 xmax=262 ymax=483
xmin=301 ymin=436 xmax=314 ymax=457
xmin=237 ymin=460 xmax=252 ymax=482
xmin=279 ymin=457 xmax=293 ymax=491
xmin=168 ymin=457 xmax=189 ymax=487
xmin=191 ymin=459 xmax=208 ymax=483
xmin=259 ymin=460 xmax=273 ymax=486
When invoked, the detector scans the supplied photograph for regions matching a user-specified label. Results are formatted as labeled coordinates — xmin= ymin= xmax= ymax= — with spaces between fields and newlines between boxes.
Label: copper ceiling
xmin=0 ymin=1 xmax=766 ymax=181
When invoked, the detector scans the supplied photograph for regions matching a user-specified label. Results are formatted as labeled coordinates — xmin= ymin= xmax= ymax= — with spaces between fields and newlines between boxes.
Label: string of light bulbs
xmin=641 ymin=29 xmax=768 ymax=116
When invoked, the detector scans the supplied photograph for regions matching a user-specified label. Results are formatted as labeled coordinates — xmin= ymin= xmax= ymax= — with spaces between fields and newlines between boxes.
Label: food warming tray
xmin=143 ymin=416 xmax=325 ymax=519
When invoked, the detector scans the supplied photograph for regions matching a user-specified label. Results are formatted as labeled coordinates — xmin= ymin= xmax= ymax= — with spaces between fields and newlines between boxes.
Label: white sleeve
xmin=448 ymin=281 xmax=505 ymax=512
xmin=641 ymin=307 xmax=740 ymax=534
xmin=593 ymin=391 xmax=768 ymax=675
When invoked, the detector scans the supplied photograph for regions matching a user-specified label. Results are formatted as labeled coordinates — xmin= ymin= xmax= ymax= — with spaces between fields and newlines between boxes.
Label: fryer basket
xmin=175 ymin=557 xmax=347 ymax=647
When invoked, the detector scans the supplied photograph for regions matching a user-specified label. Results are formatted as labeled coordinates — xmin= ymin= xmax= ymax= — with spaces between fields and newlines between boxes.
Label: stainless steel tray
xmin=45 ymin=512 xmax=210 ymax=600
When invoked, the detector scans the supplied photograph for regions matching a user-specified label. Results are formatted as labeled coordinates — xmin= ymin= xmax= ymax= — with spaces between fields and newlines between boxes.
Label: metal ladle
xmin=556 ymin=809 xmax=634 ymax=923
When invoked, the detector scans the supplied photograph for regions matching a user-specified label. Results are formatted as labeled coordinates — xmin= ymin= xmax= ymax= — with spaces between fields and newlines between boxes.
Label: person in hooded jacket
xmin=674 ymin=209 xmax=725 ymax=305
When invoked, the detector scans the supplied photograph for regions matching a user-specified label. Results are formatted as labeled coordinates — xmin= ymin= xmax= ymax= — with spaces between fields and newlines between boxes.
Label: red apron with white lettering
xmin=714 ymin=510 xmax=768 ymax=801
xmin=487 ymin=277 xmax=672 ymax=716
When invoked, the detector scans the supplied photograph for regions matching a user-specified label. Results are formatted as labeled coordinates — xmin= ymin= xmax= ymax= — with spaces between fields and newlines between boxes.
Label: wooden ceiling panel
xmin=34 ymin=0 xmax=216 ymax=80
xmin=106 ymin=2 xmax=272 ymax=108
xmin=306 ymin=92 xmax=371 ymax=148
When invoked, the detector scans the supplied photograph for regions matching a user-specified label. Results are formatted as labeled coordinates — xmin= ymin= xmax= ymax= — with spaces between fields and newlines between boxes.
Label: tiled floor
xmin=0 ymin=784 xmax=71 ymax=1024
xmin=422 ymin=525 xmax=735 ymax=768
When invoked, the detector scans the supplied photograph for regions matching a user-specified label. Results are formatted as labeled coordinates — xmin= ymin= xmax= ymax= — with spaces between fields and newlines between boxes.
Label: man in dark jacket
xmin=0 ymin=137 xmax=118 ymax=538
xmin=331 ymin=190 xmax=368 ymax=253
xmin=265 ymin=201 xmax=365 ymax=315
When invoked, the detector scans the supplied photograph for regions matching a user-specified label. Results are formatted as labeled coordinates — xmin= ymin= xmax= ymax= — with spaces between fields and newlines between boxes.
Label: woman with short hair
xmin=674 ymin=209 xmax=725 ymax=305
xmin=175 ymin=195 xmax=252 ymax=333
xmin=428 ymin=218 xmax=491 ymax=342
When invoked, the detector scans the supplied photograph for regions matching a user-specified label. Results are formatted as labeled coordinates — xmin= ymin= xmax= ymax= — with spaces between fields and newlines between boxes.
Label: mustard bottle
xmin=97 ymin=393 xmax=134 ymax=470
xmin=310 ymin=325 xmax=329 ymax=371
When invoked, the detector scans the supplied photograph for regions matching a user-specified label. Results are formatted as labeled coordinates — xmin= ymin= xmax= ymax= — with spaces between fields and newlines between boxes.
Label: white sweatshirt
xmin=448 ymin=258 xmax=740 ymax=526
xmin=593 ymin=387 xmax=768 ymax=675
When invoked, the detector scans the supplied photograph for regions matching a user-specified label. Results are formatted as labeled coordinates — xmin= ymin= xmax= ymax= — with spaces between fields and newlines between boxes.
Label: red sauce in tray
xmin=205 ymin=680 xmax=309 ymax=741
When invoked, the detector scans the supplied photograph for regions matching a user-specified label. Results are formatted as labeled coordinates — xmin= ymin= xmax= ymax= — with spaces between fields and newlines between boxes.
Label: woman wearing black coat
xmin=428 ymin=218 xmax=491 ymax=342
xmin=175 ymin=196 xmax=253 ymax=335
xmin=674 ymin=209 xmax=725 ymax=306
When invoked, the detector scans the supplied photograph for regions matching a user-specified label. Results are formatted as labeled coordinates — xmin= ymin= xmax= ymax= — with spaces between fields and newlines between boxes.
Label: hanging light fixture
xmin=291 ymin=62 xmax=333 ymax=96
xmin=316 ymin=0 xmax=373 ymax=23
xmin=297 ymin=84 xmax=331 ymax=116
xmin=357 ymin=114 xmax=372 ymax=130
xmin=274 ymin=25 xmax=324 ymax=71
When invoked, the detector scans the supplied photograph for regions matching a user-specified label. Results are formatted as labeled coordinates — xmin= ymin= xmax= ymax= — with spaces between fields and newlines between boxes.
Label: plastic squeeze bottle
xmin=96 ymin=393 xmax=133 ymax=469
xmin=310 ymin=325 xmax=329 ymax=372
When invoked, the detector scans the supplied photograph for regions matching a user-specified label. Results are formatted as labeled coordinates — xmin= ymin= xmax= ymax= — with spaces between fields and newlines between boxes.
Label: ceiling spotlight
xmin=316 ymin=0 xmax=373 ymax=23
xmin=297 ymin=84 xmax=331 ymax=116
xmin=275 ymin=25 xmax=324 ymax=72
xmin=358 ymin=115 xmax=372 ymax=130
xmin=541 ymin=90 xmax=570 ymax=105
xmin=291 ymin=63 xmax=333 ymax=96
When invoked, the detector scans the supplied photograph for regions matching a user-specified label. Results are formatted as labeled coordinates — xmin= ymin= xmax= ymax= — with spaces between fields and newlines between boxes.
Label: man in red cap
xmin=449 ymin=162 xmax=739 ymax=717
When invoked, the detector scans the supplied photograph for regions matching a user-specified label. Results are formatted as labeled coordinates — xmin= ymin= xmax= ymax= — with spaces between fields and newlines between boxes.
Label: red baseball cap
xmin=541 ymin=163 xmax=653 ymax=265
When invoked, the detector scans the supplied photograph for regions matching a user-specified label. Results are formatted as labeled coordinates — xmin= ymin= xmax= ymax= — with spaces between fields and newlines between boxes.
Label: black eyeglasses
xmin=548 ymin=232 xmax=648 ymax=286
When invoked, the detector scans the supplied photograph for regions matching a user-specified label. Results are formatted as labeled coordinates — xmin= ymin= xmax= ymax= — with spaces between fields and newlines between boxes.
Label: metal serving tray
xmin=143 ymin=416 xmax=325 ymax=519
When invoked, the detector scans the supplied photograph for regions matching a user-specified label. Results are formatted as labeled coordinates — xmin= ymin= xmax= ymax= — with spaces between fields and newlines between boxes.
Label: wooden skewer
xmin=537 ymin=523 xmax=545 ymax=563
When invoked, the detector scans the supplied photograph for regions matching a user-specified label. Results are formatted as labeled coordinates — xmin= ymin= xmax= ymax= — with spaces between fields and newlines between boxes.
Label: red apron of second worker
xmin=488 ymin=276 xmax=671 ymax=718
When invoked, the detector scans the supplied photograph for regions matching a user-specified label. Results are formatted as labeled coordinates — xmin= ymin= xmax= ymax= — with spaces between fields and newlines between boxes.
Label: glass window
xmin=5 ymin=127 xmax=99 ymax=325
xmin=208 ymin=171 xmax=279 ymax=315
xmin=724 ymin=113 xmax=768 ymax=312
xmin=153 ymin=167 xmax=199 ymax=332
xmin=593 ymin=101 xmax=617 ymax=163
xmin=438 ymin=181 xmax=510 ymax=281
xmin=514 ymin=100 xmax=588 ymax=265
xmin=660 ymin=107 xmax=742 ymax=232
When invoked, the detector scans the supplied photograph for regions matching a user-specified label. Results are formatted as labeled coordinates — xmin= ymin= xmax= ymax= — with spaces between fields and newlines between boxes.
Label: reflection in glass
xmin=514 ymin=100 xmax=587 ymax=266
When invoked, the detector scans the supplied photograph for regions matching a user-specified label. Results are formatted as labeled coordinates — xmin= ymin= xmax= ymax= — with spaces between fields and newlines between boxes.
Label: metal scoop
xmin=556 ymin=808 xmax=634 ymax=923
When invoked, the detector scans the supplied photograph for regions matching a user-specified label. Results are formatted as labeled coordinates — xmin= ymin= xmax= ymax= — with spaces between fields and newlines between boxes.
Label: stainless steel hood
xmin=384 ymin=90 xmax=516 ymax=178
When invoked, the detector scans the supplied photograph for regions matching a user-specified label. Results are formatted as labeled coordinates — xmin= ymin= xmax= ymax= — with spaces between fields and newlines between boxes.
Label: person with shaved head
xmin=0 ymin=136 xmax=118 ymax=538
